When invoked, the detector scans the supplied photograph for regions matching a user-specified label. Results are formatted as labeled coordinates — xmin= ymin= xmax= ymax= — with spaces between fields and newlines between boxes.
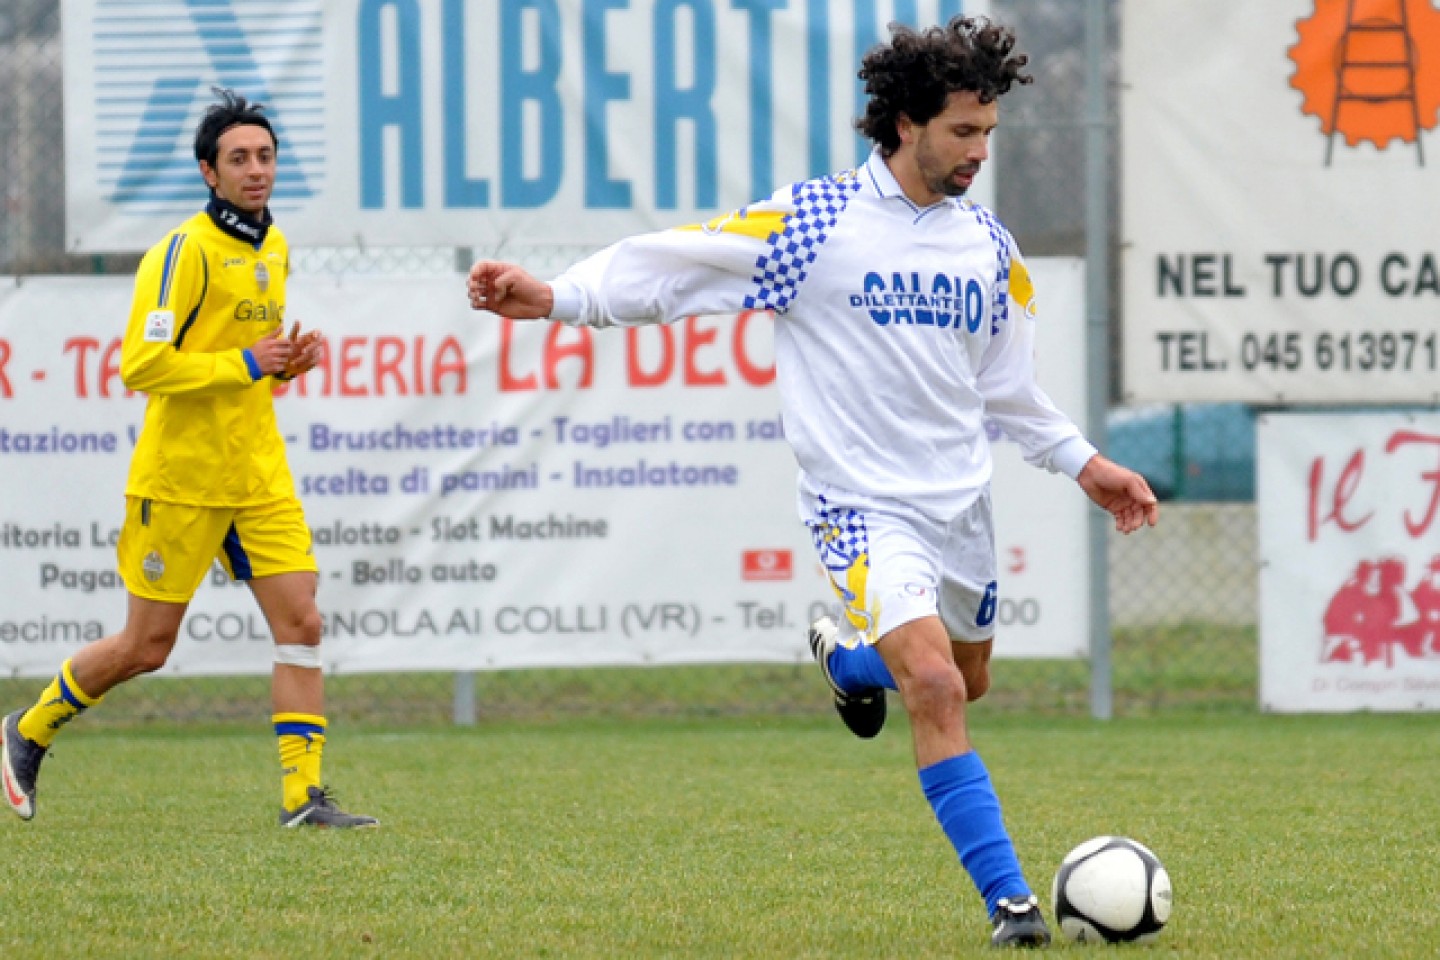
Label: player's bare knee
xmin=898 ymin=664 xmax=967 ymax=722
xmin=275 ymin=610 xmax=322 ymax=647
xmin=132 ymin=649 xmax=170 ymax=675
xmin=121 ymin=627 xmax=178 ymax=674
xmin=298 ymin=610 xmax=323 ymax=646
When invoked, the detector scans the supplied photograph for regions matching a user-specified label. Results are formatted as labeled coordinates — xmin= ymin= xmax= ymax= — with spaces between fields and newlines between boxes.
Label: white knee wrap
xmin=274 ymin=643 xmax=322 ymax=668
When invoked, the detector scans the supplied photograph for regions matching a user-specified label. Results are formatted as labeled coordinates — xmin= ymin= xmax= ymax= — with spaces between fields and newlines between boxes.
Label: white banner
xmin=0 ymin=260 xmax=1087 ymax=677
xmin=62 ymin=0 xmax=992 ymax=253
xmin=1258 ymin=413 xmax=1440 ymax=712
xmin=1121 ymin=1 xmax=1440 ymax=404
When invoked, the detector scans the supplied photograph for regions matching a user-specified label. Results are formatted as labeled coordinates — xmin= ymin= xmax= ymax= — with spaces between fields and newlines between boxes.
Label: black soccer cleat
xmin=807 ymin=616 xmax=886 ymax=739
xmin=2 ymin=710 xmax=48 ymax=821
xmin=990 ymin=895 xmax=1052 ymax=949
xmin=279 ymin=785 xmax=380 ymax=829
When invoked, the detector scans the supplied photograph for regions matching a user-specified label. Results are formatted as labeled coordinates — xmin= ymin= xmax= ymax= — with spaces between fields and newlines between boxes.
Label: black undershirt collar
xmin=205 ymin=192 xmax=272 ymax=248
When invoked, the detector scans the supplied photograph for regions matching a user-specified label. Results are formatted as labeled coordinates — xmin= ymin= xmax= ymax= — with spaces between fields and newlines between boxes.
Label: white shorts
xmin=798 ymin=473 xmax=998 ymax=646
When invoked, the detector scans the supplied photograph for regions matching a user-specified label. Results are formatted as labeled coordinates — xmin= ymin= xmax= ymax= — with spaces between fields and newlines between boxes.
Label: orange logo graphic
xmin=1289 ymin=0 xmax=1440 ymax=163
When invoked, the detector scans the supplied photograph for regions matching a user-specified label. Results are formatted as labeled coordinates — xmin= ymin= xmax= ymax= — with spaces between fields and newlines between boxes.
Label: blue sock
xmin=828 ymin=642 xmax=897 ymax=692
xmin=919 ymin=751 xmax=1031 ymax=916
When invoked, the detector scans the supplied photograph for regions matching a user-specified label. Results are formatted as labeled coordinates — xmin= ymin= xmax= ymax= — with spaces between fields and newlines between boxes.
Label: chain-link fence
xmin=0 ymin=0 xmax=1260 ymax=725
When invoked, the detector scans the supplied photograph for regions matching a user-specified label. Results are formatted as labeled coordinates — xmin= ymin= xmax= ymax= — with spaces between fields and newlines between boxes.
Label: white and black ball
xmin=1051 ymin=836 xmax=1172 ymax=943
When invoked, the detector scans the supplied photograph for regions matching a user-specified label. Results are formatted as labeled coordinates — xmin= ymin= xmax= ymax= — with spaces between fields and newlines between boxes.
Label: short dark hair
xmin=193 ymin=88 xmax=277 ymax=166
xmin=856 ymin=17 xmax=1032 ymax=153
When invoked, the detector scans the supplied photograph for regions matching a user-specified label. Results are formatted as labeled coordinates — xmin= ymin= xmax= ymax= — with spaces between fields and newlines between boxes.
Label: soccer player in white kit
xmin=466 ymin=17 xmax=1158 ymax=949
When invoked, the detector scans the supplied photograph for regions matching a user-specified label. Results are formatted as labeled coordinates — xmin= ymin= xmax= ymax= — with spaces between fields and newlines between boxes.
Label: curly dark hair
xmin=856 ymin=17 xmax=1032 ymax=153
xmin=193 ymin=87 xmax=276 ymax=166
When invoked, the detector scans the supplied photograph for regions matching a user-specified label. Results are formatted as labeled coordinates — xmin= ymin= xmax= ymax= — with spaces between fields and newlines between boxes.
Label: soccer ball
xmin=1051 ymin=836 xmax=1172 ymax=943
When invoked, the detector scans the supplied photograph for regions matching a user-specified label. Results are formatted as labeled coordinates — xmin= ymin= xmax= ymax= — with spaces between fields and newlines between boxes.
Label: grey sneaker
xmin=990 ymin=895 xmax=1051 ymax=949
xmin=2 ymin=710 xmax=47 ymax=821
xmin=808 ymin=616 xmax=886 ymax=739
xmin=279 ymin=785 xmax=379 ymax=829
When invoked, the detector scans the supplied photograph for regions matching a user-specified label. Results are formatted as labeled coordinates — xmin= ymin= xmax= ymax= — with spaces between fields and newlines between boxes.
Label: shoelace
xmin=304 ymin=786 xmax=377 ymax=826
xmin=308 ymin=785 xmax=340 ymax=809
xmin=996 ymin=896 xmax=1040 ymax=918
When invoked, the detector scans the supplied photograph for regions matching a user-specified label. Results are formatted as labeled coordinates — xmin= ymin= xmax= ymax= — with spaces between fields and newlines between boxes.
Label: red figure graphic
xmin=1322 ymin=555 xmax=1440 ymax=666
xmin=1400 ymin=556 xmax=1440 ymax=656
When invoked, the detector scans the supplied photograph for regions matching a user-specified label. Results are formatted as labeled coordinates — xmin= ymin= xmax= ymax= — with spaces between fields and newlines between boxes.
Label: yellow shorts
xmin=117 ymin=497 xmax=318 ymax=602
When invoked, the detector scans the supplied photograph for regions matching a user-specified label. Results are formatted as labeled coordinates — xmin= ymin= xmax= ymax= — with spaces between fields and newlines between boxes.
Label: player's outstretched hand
xmin=467 ymin=260 xmax=554 ymax=319
xmin=249 ymin=326 xmax=296 ymax=376
xmin=1077 ymin=454 xmax=1160 ymax=534
xmin=282 ymin=321 xmax=325 ymax=379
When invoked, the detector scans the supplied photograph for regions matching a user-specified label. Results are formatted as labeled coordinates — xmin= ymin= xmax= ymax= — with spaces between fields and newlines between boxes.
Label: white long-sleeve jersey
xmin=549 ymin=149 xmax=1097 ymax=521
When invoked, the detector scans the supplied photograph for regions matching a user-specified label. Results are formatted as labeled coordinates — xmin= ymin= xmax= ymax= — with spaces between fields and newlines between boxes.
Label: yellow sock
xmin=274 ymin=712 xmax=326 ymax=811
xmin=18 ymin=659 xmax=102 ymax=748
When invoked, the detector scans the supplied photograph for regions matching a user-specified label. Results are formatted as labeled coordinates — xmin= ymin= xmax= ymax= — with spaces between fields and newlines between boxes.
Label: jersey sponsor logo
xmin=234 ymin=299 xmax=285 ymax=324
xmin=849 ymin=271 xmax=987 ymax=331
xmin=222 ymin=257 xmax=246 ymax=269
xmin=143 ymin=310 xmax=175 ymax=343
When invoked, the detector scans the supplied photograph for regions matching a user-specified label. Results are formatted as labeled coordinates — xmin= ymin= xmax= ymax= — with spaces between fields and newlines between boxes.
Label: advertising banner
xmin=62 ymin=0 xmax=991 ymax=252
xmin=1121 ymin=1 xmax=1440 ymax=404
xmin=0 ymin=260 xmax=1088 ymax=677
xmin=1258 ymin=412 xmax=1440 ymax=711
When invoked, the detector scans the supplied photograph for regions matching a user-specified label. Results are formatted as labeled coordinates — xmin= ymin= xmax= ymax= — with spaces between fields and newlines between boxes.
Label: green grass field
xmin=0 ymin=623 xmax=1260 ymax=729
xmin=2 ymin=711 xmax=1436 ymax=958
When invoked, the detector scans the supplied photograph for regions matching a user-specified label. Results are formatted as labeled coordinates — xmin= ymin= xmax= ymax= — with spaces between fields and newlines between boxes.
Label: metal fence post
xmin=453 ymin=671 xmax=477 ymax=726
xmin=452 ymin=242 xmax=477 ymax=728
xmin=1085 ymin=0 xmax=1114 ymax=720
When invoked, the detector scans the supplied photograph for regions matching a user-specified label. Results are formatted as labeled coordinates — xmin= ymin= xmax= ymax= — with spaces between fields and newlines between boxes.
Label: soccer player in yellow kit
xmin=1 ymin=89 xmax=376 ymax=829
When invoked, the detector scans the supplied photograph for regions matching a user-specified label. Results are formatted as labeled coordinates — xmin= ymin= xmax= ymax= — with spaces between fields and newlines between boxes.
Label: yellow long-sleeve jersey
xmin=121 ymin=211 xmax=296 ymax=506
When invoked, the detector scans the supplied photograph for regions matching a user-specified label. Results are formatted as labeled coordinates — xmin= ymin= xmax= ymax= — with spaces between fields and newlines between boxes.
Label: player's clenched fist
xmin=467 ymin=260 xmax=554 ymax=319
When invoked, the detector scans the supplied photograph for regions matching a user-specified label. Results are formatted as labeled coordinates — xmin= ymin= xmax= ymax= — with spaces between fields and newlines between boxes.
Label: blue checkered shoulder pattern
xmin=743 ymin=174 xmax=864 ymax=313
xmin=965 ymin=201 xmax=1014 ymax=336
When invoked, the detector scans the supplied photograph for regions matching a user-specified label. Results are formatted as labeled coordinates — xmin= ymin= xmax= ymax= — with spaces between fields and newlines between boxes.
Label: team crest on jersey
xmin=142 ymin=551 xmax=165 ymax=582
xmin=254 ymin=261 xmax=270 ymax=292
